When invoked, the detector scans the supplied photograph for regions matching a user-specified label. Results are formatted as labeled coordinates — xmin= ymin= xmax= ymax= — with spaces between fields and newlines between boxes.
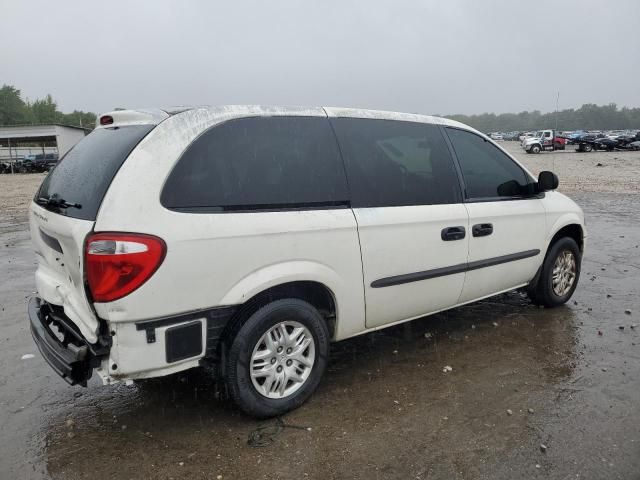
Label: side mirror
xmin=538 ymin=171 xmax=559 ymax=191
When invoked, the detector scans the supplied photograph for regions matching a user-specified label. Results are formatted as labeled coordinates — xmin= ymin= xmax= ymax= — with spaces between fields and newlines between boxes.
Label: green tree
xmin=61 ymin=110 xmax=96 ymax=129
xmin=0 ymin=84 xmax=30 ymax=124
xmin=29 ymin=94 xmax=61 ymax=124
xmin=0 ymin=85 xmax=96 ymax=129
xmin=446 ymin=104 xmax=640 ymax=132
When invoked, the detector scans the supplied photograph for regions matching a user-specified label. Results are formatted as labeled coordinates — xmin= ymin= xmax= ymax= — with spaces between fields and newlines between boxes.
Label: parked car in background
xmin=564 ymin=131 xmax=586 ymax=144
xmin=23 ymin=153 xmax=59 ymax=172
xmin=28 ymin=105 xmax=585 ymax=417
xmin=605 ymin=130 xmax=625 ymax=140
xmin=594 ymin=131 xmax=640 ymax=151
xmin=593 ymin=137 xmax=618 ymax=151
xmin=572 ymin=133 xmax=600 ymax=152
xmin=489 ymin=132 xmax=504 ymax=141
xmin=502 ymin=131 xmax=520 ymax=141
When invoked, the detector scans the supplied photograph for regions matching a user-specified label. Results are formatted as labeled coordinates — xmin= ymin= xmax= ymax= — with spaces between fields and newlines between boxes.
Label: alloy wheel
xmin=250 ymin=321 xmax=315 ymax=399
xmin=552 ymin=250 xmax=576 ymax=296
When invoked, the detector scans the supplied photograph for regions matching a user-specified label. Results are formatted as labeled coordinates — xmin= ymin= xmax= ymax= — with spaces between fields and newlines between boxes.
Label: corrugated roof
xmin=0 ymin=123 xmax=90 ymax=132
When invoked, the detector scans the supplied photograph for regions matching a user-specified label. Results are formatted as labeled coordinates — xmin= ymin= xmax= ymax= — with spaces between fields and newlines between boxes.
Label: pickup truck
xmin=22 ymin=153 xmax=59 ymax=172
xmin=523 ymin=130 xmax=566 ymax=154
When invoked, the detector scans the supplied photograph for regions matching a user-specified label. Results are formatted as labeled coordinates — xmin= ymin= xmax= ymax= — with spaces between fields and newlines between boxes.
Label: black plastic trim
xmin=441 ymin=226 xmax=466 ymax=241
xmin=28 ymin=297 xmax=109 ymax=386
xmin=472 ymin=223 xmax=493 ymax=237
xmin=165 ymin=321 xmax=203 ymax=363
xmin=466 ymin=249 xmax=540 ymax=271
xmin=167 ymin=200 xmax=350 ymax=214
xmin=135 ymin=305 xmax=237 ymax=355
xmin=371 ymin=249 xmax=541 ymax=288
xmin=464 ymin=193 xmax=545 ymax=203
xmin=371 ymin=262 xmax=468 ymax=288
xmin=438 ymin=124 xmax=468 ymax=199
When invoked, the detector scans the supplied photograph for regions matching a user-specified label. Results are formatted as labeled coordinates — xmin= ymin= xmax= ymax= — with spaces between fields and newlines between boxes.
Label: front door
xmin=444 ymin=127 xmax=546 ymax=303
xmin=541 ymin=130 xmax=554 ymax=150
xmin=329 ymin=115 xmax=469 ymax=328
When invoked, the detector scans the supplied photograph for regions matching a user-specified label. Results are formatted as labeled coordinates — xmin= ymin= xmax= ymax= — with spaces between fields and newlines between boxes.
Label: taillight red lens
xmin=85 ymin=233 xmax=166 ymax=303
xmin=100 ymin=115 xmax=114 ymax=125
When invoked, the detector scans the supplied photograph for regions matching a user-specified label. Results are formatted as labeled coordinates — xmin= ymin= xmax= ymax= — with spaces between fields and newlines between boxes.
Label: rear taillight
xmin=85 ymin=233 xmax=166 ymax=303
xmin=100 ymin=115 xmax=114 ymax=125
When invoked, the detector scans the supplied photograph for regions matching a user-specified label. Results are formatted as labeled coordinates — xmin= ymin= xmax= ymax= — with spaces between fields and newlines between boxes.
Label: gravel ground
xmin=502 ymin=142 xmax=640 ymax=194
xmin=0 ymin=145 xmax=639 ymax=479
xmin=0 ymin=173 xmax=45 ymax=227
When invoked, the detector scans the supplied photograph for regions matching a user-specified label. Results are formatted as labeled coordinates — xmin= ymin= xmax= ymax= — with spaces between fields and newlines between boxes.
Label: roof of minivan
xmin=96 ymin=105 xmax=478 ymax=135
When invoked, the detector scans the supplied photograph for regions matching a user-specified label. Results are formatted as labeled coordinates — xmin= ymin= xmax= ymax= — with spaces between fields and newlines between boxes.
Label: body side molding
xmin=371 ymin=249 xmax=541 ymax=288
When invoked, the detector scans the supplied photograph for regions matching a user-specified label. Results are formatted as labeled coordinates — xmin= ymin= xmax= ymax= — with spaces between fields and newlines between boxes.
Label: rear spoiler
xmin=96 ymin=107 xmax=194 ymax=129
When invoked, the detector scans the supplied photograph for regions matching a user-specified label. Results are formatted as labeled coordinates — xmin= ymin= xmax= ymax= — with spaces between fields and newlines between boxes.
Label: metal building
xmin=0 ymin=124 xmax=88 ymax=163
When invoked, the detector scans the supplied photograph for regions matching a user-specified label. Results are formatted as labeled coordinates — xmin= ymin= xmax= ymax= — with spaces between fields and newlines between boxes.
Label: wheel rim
xmin=250 ymin=321 xmax=315 ymax=399
xmin=552 ymin=250 xmax=577 ymax=297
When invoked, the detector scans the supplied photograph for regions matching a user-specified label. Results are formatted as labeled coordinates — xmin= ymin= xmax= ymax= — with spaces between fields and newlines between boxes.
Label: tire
xmin=583 ymin=143 xmax=593 ymax=152
xmin=225 ymin=298 xmax=330 ymax=418
xmin=530 ymin=144 xmax=541 ymax=154
xmin=528 ymin=237 xmax=581 ymax=307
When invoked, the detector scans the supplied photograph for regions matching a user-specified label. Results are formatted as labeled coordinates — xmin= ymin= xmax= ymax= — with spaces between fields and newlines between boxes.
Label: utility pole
xmin=555 ymin=91 xmax=560 ymax=132
xmin=8 ymin=137 xmax=13 ymax=174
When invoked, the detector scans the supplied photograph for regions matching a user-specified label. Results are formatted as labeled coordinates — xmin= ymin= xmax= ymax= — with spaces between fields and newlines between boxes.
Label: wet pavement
xmin=1 ymin=191 xmax=639 ymax=479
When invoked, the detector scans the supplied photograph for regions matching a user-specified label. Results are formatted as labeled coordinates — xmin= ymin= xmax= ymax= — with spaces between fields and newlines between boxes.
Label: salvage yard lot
xmin=1 ymin=144 xmax=639 ymax=479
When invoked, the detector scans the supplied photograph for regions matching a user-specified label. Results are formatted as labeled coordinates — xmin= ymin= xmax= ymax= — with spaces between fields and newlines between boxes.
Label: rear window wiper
xmin=36 ymin=193 xmax=82 ymax=210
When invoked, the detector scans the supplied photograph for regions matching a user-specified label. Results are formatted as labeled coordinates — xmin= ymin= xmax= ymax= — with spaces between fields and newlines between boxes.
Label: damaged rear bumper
xmin=28 ymin=297 xmax=110 ymax=386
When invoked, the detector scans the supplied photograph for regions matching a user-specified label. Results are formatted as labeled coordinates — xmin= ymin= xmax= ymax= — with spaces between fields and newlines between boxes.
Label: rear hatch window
xmin=36 ymin=125 xmax=154 ymax=221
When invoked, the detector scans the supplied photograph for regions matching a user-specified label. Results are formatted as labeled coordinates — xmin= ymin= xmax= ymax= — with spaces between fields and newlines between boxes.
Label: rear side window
xmin=37 ymin=125 xmax=154 ymax=221
xmin=161 ymin=116 xmax=348 ymax=211
xmin=330 ymin=118 xmax=461 ymax=208
xmin=446 ymin=128 xmax=533 ymax=199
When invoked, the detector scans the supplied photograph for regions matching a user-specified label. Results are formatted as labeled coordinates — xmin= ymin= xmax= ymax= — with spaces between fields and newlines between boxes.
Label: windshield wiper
xmin=37 ymin=193 xmax=82 ymax=210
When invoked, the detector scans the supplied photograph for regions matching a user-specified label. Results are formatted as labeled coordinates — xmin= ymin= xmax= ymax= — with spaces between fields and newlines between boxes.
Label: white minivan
xmin=28 ymin=106 xmax=585 ymax=417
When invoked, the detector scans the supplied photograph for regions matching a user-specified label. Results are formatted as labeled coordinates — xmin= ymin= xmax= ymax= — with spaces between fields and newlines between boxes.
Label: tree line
xmin=0 ymin=84 xmax=96 ymax=130
xmin=445 ymin=103 xmax=640 ymax=133
xmin=2 ymin=82 xmax=640 ymax=134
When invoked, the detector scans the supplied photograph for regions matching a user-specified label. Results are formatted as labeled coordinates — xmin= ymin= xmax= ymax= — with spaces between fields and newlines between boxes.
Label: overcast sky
xmin=2 ymin=0 xmax=638 ymax=116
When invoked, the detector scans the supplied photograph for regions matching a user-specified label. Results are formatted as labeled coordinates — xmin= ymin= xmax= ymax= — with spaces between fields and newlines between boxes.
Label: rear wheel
xmin=225 ymin=298 xmax=330 ymax=418
xmin=528 ymin=237 xmax=581 ymax=307
xmin=583 ymin=143 xmax=593 ymax=152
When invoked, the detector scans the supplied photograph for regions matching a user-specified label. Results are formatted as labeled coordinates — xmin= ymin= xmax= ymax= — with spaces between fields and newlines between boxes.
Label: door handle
xmin=472 ymin=223 xmax=493 ymax=237
xmin=441 ymin=226 xmax=466 ymax=241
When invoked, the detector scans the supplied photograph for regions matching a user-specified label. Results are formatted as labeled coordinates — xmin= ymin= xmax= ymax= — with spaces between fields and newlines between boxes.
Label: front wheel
xmin=528 ymin=237 xmax=581 ymax=307
xmin=530 ymin=144 xmax=541 ymax=154
xmin=225 ymin=298 xmax=330 ymax=418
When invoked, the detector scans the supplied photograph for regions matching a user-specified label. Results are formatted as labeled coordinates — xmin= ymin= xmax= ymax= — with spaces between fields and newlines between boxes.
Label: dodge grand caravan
xmin=28 ymin=106 xmax=585 ymax=417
